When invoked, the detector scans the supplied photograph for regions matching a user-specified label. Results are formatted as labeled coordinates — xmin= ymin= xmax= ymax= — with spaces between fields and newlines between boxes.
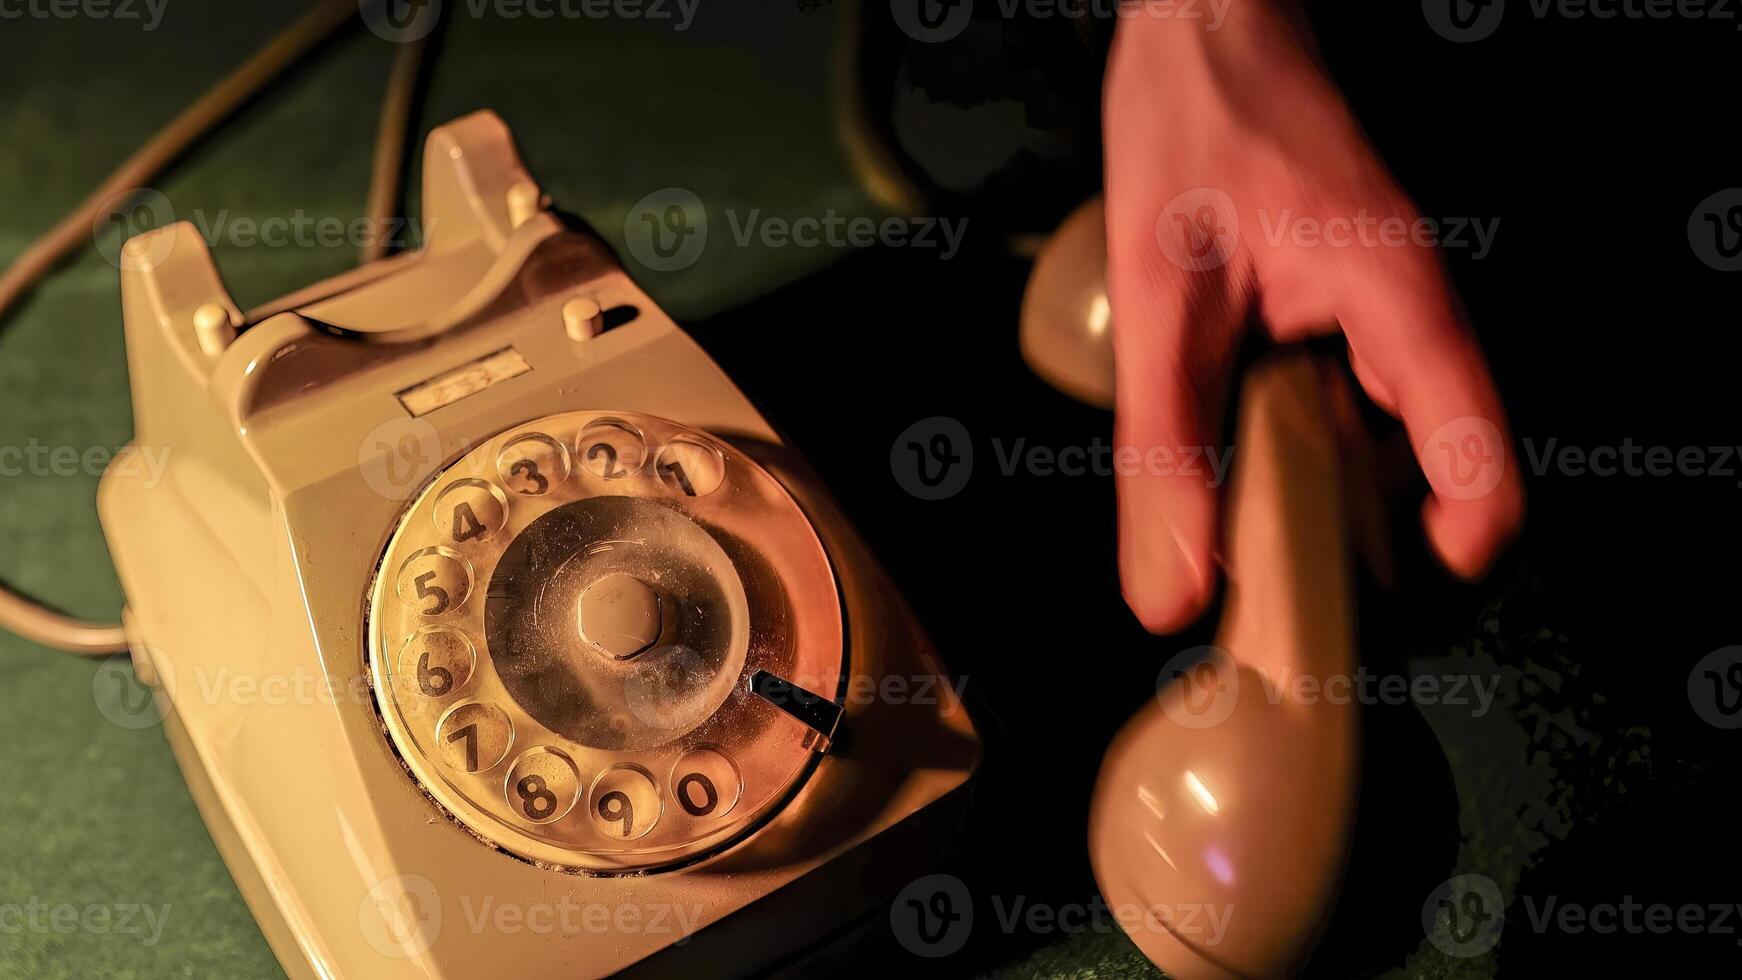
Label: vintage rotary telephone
xmin=0 ymin=8 xmax=978 ymax=975
xmin=20 ymin=108 xmax=979 ymax=977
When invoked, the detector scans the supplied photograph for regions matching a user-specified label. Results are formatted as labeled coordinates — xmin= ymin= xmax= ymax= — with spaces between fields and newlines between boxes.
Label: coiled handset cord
xmin=0 ymin=0 xmax=430 ymax=654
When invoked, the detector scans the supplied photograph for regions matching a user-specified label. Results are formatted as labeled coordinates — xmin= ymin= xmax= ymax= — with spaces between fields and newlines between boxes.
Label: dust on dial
xmin=366 ymin=412 xmax=844 ymax=873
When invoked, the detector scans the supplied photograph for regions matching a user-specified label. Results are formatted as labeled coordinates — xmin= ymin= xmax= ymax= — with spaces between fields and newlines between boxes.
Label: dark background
xmin=1 ymin=1 xmax=1737 ymax=977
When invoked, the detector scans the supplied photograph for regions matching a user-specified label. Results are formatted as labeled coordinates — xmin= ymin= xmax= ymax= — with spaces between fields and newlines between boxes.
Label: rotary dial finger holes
xmin=366 ymin=411 xmax=843 ymax=873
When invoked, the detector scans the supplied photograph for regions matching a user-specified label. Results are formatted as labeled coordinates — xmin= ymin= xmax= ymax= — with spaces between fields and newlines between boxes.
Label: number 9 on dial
xmin=590 ymin=765 xmax=661 ymax=840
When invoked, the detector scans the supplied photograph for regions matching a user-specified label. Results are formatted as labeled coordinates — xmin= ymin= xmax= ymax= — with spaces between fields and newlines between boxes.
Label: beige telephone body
xmin=97 ymin=111 xmax=979 ymax=978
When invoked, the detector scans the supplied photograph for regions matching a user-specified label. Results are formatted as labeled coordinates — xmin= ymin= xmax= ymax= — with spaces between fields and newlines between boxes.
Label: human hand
xmin=1104 ymin=2 xmax=1523 ymax=632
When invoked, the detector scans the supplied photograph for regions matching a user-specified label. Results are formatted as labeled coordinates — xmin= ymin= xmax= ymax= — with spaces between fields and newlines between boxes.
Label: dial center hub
xmin=577 ymin=572 xmax=662 ymax=660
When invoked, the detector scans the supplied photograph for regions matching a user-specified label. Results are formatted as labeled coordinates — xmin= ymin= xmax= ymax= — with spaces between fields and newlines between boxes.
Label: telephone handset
xmin=97 ymin=111 xmax=978 ymax=977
